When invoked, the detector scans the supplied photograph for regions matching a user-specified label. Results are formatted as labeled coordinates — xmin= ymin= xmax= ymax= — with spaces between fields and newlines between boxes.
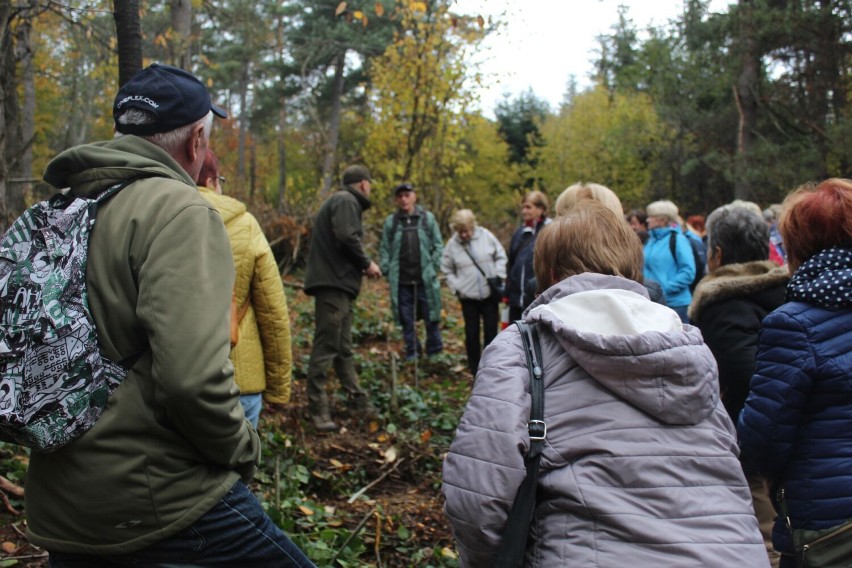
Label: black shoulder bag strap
xmin=461 ymin=243 xmax=490 ymax=279
xmin=495 ymin=320 xmax=546 ymax=568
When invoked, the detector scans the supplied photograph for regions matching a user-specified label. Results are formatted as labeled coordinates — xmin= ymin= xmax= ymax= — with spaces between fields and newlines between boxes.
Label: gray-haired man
xmin=27 ymin=63 xmax=314 ymax=567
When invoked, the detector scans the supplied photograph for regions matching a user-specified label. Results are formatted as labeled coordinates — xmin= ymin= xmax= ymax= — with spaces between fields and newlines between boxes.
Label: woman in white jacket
xmin=441 ymin=209 xmax=508 ymax=373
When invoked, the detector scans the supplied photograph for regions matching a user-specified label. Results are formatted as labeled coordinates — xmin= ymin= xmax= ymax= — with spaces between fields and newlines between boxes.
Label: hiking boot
xmin=348 ymin=393 xmax=377 ymax=418
xmin=312 ymin=414 xmax=339 ymax=432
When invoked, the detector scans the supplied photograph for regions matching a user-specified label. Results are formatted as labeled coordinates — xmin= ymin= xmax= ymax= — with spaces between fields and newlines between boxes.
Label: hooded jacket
xmin=738 ymin=246 xmax=852 ymax=555
xmin=198 ymin=186 xmax=291 ymax=402
xmin=379 ymin=205 xmax=443 ymax=322
xmin=689 ymin=260 xmax=788 ymax=423
xmin=25 ymin=136 xmax=260 ymax=554
xmin=443 ymin=273 xmax=768 ymax=567
xmin=644 ymin=226 xmax=696 ymax=308
xmin=441 ymin=226 xmax=507 ymax=301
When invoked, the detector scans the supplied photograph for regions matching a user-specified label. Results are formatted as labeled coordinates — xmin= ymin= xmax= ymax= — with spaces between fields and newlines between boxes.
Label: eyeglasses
xmin=218 ymin=176 xmax=226 ymax=185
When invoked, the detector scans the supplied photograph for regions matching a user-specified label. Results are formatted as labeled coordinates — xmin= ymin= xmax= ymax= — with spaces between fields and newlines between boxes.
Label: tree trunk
xmin=169 ymin=0 xmax=192 ymax=70
xmin=17 ymin=17 xmax=35 ymax=195
xmin=277 ymin=103 xmax=287 ymax=213
xmin=810 ymin=1 xmax=840 ymax=178
xmin=113 ymin=0 xmax=143 ymax=86
xmin=274 ymin=12 xmax=287 ymax=213
xmin=2 ymin=19 xmax=24 ymax=221
xmin=0 ymin=1 xmax=10 ymax=232
xmin=733 ymin=0 xmax=758 ymax=201
xmin=249 ymin=138 xmax=256 ymax=201
xmin=320 ymin=51 xmax=346 ymax=198
xmin=65 ymin=69 xmax=94 ymax=148
xmin=237 ymin=66 xmax=249 ymax=182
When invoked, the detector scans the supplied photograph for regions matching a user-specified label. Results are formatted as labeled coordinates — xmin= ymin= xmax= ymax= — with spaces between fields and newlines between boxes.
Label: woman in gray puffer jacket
xmin=442 ymin=201 xmax=769 ymax=568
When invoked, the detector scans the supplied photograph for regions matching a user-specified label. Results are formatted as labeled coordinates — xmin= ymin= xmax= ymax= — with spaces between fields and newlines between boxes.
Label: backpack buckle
xmin=528 ymin=420 xmax=547 ymax=441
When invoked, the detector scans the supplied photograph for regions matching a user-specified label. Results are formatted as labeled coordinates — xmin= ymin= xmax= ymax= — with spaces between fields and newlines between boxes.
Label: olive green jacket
xmin=304 ymin=186 xmax=373 ymax=298
xmin=26 ymin=136 xmax=260 ymax=554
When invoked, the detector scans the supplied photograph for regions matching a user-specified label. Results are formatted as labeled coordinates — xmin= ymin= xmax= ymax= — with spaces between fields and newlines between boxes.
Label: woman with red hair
xmin=738 ymin=178 xmax=852 ymax=567
xmin=197 ymin=150 xmax=293 ymax=429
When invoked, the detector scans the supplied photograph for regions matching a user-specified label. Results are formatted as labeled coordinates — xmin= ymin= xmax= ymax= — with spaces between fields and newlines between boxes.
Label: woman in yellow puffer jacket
xmin=197 ymin=149 xmax=292 ymax=427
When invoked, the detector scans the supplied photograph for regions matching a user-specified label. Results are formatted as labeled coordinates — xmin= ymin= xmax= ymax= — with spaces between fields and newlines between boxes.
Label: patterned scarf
xmin=787 ymin=246 xmax=852 ymax=308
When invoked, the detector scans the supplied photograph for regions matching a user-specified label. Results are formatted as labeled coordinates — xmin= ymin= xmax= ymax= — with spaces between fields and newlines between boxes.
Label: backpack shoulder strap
xmin=390 ymin=212 xmax=401 ymax=241
xmin=389 ymin=206 xmax=437 ymax=245
xmin=669 ymin=230 xmax=678 ymax=261
xmin=495 ymin=321 xmax=546 ymax=568
xmin=420 ymin=206 xmax=436 ymax=243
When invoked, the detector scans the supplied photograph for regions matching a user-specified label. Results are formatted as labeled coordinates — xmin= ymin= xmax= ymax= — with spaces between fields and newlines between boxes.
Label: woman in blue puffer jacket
xmin=738 ymin=178 xmax=852 ymax=568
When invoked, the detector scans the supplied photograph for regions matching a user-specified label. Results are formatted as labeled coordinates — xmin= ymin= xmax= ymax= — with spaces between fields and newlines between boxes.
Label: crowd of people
xmin=7 ymin=62 xmax=852 ymax=567
xmin=442 ymin=183 xmax=852 ymax=568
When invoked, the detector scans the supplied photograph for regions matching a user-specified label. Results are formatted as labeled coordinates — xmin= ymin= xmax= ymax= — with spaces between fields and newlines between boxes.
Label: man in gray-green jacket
xmin=27 ymin=64 xmax=314 ymax=567
xmin=379 ymin=183 xmax=443 ymax=360
xmin=304 ymin=165 xmax=382 ymax=432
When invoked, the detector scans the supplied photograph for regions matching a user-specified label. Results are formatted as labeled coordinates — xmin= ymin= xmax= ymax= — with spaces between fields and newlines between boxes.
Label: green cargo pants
xmin=306 ymin=288 xmax=366 ymax=416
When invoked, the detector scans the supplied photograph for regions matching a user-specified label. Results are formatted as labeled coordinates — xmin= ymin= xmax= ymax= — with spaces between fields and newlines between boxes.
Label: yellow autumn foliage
xmin=534 ymin=86 xmax=678 ymax=208
xmin=363 ymin=1 xmax=512 ymax=224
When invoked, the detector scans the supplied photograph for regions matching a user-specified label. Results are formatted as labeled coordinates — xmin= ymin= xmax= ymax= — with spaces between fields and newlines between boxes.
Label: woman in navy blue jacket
xmin=738 ymin=178 xmax=852 ymax=568
xmin=506 ymin=190 xmax=549 ymax=321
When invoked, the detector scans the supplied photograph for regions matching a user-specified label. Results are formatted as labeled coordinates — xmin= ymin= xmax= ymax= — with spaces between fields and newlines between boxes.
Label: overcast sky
xmin=455 ymin=0 xmax=732 ymax=115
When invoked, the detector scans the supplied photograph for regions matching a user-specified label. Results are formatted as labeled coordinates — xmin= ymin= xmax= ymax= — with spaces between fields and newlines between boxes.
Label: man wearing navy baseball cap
xmin=113 ymin=63 xmax=228 ymax=135
xmin=29 ymin=64 xmax=316 ymax=567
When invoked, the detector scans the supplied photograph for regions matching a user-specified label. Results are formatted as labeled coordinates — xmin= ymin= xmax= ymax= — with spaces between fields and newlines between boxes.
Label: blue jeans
xmin=48 ymin=481 xmax=316 ymax=567
xmin=397 ymin=283 xmax=442 ymax=358
xmin=240 ymin=393 xmax=262 ymax=429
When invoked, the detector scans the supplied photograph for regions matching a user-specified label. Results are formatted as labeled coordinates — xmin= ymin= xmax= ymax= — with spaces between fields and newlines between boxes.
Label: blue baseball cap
xmin=113 ymin=63 xmax=227 ymax=135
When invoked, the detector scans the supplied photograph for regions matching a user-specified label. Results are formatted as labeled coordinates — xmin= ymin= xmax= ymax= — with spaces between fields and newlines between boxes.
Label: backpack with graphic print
xmin=0 ymin=181 xmax=136 ymax=452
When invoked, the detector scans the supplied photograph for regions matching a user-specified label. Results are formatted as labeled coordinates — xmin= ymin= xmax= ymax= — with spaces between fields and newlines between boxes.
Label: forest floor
xmin=0 ymin=277 xmax=477 ymax=568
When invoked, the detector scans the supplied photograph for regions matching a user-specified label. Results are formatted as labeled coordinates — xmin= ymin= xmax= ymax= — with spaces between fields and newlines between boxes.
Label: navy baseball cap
xmin=113 ymin=63 xmax=227 ymax=135
xmin=394 ymin=183 xmax=415 ymax=196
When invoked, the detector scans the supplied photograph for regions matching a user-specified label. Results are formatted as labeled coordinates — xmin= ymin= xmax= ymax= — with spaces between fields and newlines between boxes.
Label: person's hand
xmin=365 ymin=261 xmax=382 ymax=279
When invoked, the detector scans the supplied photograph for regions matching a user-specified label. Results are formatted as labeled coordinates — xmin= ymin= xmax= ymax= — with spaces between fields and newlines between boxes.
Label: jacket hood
xmin=43 ymin=135 xmax=196 ymax=195
xmin=197 ymin=186 xmax=246 ymax=224
xmin=689 ymin=260 xmax=789 ymax=321
xmin=525 ymin=273 xmax=719 ymax=425
xmin=341 ymin=186 xmax=372 ymax=211
xmin=648 ymin=226 xmax=678 ymax=240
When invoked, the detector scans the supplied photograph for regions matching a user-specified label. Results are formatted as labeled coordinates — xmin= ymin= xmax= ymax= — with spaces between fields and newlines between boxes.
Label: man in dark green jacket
xmin=27 ymin=64 xmax=314 ymax=567
xmin=304 ymin=165 xmax=382 ymax=432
